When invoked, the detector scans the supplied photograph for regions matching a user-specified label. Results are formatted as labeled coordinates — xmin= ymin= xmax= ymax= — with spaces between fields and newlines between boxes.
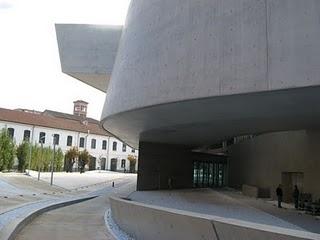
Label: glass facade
xmin=193 ymin=157 xmax=227 ymax=188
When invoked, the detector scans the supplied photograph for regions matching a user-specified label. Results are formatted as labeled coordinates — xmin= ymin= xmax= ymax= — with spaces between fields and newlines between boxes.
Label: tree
xmin=55 ymin=148 xmax=64 ymax=172
xmin=78 ymin=150 xmax=90 ymax=173
xmin=65 ymin=147 xmax=79 ymax=172
xmin=42 ymin=147 xmax=53 ymax=172
xmin=127 ymin=155 xmax=137 ymax=173
xmin=0 ymin=129 xmax=15 ymax=171
xmin=30 ymin=144 xmax=41 ymax=171
xmin=16 ymin=141 xmax=30 ymax=172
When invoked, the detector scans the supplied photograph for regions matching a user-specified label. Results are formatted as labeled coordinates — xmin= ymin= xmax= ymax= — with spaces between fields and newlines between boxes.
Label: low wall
xmin=242 ymin=184 xmax=259 ymax=198
xmin=229 ymin=130 xmax=320 ymax=200
xmin=110 ymin=197 xmax=320 ymax=240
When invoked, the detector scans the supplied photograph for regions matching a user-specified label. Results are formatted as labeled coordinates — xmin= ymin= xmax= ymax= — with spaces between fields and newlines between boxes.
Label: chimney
xmin=73 ymin=100 xmax=88 ymax=118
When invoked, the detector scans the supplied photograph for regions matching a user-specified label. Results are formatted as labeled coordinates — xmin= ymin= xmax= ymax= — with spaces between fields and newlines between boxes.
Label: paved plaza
xmin=129 ymin=189 xmax=320 ymax=234
xmin=0 ymin=171 xmax=136 ymax=213
xmin=0 ymin=171 xmax=137 ymax=240
xmin=15 ymin=180 xmax=136 ymax=240
xmin=2 ymin=172 xmax=320 ymax=239
xmin=28 ymin=170 xmax=136 ymax=190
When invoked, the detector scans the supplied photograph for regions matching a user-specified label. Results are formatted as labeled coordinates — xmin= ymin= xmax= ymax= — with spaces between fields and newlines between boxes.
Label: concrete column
xmin=137 ymin=142 xmax=193 ymax=191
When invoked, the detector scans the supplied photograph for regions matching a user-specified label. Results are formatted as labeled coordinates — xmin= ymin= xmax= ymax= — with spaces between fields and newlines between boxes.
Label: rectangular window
xmin=131 ymin=149 xmax=135 ymax=153
xmin=79 ymin=137 xmax=85 ymax=148
xmin=53 ymin=134 xmax=60 ymax=145
xmin=39 ymin=132 xmax=46 ymax=144
xmin=102 ymin=140 xmax=107 ymax=150
xmin=122 ymin=143 xmax=126 ymax=152
xmin=23 ymin=130 xmax=31 ymax=141
xmin=112 ymin=142 xmax=117 ymax=151
xmin=67 ymin=136 xmax=72 ymax=146
xmin=91 ymin=139 xmax=96 ymax=149
xmin=7 ymin=128 xmax=14 ymax=139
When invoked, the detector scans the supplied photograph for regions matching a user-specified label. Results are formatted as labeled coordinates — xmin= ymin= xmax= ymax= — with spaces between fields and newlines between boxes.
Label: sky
xmin=0 ymin=0 xmax=130 ymax=120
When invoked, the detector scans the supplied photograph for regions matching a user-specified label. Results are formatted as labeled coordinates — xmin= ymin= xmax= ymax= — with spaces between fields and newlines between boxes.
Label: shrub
xmin=55 ymin=148 xmax=64 ymax=172
xmin=0 ymin=129 xmax=15 ymax=171
xmin=127 ymin=155 xmax=137 ymax=173
xmin=78 ymin=150 xmax=90 ymax=173
xmin=65 ymin=147 xmax=79 ymax=172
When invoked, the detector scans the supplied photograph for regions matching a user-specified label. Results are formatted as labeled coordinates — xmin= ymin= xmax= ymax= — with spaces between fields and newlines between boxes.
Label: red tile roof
xmin=0 ymin=107 xmax=111 ymax=136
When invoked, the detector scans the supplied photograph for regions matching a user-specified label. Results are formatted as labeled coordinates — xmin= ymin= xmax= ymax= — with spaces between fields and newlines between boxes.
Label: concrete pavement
xmin=129 ymin=189 xmax=320 ymax=234
xmin=15 ymin=178 xmax=136 ymax=240
xmin=0 ymin=171 xmax=137 ymax=239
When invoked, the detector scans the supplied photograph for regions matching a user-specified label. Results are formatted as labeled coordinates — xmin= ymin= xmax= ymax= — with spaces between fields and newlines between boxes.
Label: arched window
xmin=122 ymin=143 xmax=127 ymax=152
xmin=121 ymin=159 xmax=126 ymax=168
xmin=7 ymin=128 xmax=14 ymax=139
xmin=67 ymin=136 xmax=73 ymax=146
xmin=53 ymin=134 xmax=60 ymax=145
xmin=39 ymin=132 xmax=46 ymax=144
xmin=23 ymin=130 xmax=31 ymax=141
xmin=79 ymin=137 xmax=85 ymax=148
xmin=112 ymin=141 xmax=117 ymax=151
xmin=102 ymin=140 xmax=107 ymax=150
xmin=91 ymin=139 xmax=96 ymax=149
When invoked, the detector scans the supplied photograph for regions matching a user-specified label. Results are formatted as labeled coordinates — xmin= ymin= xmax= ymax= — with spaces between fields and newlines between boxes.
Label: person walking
xmin=168 ymin=177 xmax=172 ymax=190
xmin=276 ymin=184 xmax=283 ymax=208
xmin=293 ymin=185 xmax=300 ymax=209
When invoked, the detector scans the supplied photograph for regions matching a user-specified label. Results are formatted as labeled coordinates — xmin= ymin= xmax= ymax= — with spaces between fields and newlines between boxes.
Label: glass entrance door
xmin=193 ymin=159 xmax=227 ymax=188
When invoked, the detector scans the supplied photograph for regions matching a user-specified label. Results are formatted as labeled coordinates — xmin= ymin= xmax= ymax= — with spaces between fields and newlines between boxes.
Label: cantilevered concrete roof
xmin=56 ymin=1 xmax=320 ymax=149
xmin=55 ymin=24 xmax=122 ymax=92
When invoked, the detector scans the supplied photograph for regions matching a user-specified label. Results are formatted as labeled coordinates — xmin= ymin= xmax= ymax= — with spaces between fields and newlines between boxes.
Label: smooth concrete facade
xmin=101 ymin=0 xmax=320 ymax=148
xmin=110 ymin=197 xmax=320 ymax=240
xmin=229 ymin=130 xmax=320 ymax=200
xmin=55 ymin=24 xmax=122 ymax=92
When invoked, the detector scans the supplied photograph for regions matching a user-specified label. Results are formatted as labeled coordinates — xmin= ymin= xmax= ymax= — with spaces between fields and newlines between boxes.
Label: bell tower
xmin=73 ymin=100 xmax=88 ymax=118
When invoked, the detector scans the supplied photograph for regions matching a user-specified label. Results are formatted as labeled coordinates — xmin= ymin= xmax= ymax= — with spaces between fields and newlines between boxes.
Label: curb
xmin=104 ymin=208 xmax=134 ymax=240
xmin=104 ymin=209 xmax=119 ymax=240
xmin=1 ymin=195 xmax=97 ymax=240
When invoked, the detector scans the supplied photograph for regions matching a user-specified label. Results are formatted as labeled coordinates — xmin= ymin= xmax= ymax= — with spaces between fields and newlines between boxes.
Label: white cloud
xmin=0 ymin=1 xmax=13 ymax=9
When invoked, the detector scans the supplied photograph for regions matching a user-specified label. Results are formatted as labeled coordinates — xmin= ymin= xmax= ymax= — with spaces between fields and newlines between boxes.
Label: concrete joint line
xmin=211 ymin=221 xmax=221 ymax=240
xmin=264 ymin=0 xmax=270 ymax=89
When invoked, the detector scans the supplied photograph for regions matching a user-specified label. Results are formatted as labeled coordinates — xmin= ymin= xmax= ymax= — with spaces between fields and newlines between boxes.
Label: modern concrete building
xmin=0 ymin=101 xmax=138 ymax=172
xmin=56 ymin=1 xmax=320 ymax=202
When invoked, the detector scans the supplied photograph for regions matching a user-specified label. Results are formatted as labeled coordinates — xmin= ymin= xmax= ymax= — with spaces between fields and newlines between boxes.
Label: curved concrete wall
xmin=101 ymin=0 xmax=320 ymax=147
xmin=229 ymin=130 xmax=320 ymax=200
xmin=110 ymin=197 xmax=320 ymax=240
xmin=103 ymin=0 xmax=320 ymax=117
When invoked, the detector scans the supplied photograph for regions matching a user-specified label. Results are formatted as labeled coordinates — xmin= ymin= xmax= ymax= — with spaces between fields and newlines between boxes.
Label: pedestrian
xmin=293 ymin=185 xmax=300 ymax=209
xmin=276 ymin=184 xmax=283 ymax=208
xmin=168 ymin=177 xmax=172 ymax=190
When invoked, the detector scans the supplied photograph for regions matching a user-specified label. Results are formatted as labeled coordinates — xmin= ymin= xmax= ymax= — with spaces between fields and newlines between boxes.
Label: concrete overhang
xmin=102 ymin=86 xmax=320 ymax=149
xmin=99 ymin=0 xmax=320 ymax=149
xmin=55 ymin=24 xmax=122 ymax=92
